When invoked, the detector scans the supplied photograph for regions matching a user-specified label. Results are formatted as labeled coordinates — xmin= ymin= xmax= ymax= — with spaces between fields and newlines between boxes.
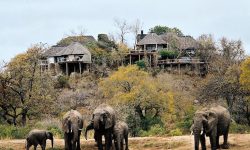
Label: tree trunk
xmin=21 ymin=107 xmax=28 ymax=126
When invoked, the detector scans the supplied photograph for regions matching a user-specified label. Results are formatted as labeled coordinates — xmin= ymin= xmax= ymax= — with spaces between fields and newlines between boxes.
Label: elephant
xmin=62 ymin=109 xmax=83 ymax=150
xmin=85 ymin=103 xmax=116 ymax=150
xmin=191 ymin=105 xmax=231 ymax=150
xmin=113 ymin=121 xmax=129 ymax=150
xmin=26 ymin=129 xmax=53 ymax=150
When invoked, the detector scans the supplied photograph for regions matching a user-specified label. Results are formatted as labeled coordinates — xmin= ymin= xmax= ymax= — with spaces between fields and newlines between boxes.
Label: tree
xmin=149 ymin=25 xmax=183 ymax=36
xmin=240 ymin=57 xmax=250 ymax=91
xmin=114 ymin=18 xmax=131 ymax=44
xmin=130 ymin=19 xmax=143 ymax=49
xmin=0 ymin=44 xmax=56 ymax=126
xmin=99 ymin=65 xmax=171 ymax=131
xmin=197 ymin=37 xmax=249 ymax=124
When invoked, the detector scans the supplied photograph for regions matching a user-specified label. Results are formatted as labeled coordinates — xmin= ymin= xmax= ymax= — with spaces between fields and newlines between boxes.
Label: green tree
xmin=0 ymin=44 xmax=57 ymax=126
xmin=149 ymin=25 xmax=183 ymax=36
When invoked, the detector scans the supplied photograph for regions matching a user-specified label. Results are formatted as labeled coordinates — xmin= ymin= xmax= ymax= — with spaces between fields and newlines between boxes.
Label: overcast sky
xmin=1 ymin=0 xmax=250 ymax=62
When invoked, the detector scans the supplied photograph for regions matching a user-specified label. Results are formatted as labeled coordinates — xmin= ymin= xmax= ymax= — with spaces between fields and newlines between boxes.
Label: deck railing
xmin=158 ymin=59 xmax=203 ymax=64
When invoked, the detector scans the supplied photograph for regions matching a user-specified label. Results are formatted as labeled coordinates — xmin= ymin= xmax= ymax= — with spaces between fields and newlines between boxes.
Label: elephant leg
xmin=200 ymin=135 xmax=206 ymax=150
xmin=64 ymin=133 xmax=70 ymax=150
xmin=120 ymin=138 xmax=124 ymax=150
xmin=34 ymin=145 xmax=37 ymax=150
xmin=221 ymin=133 xmax=229 ymax=149
xmin=76 ymin=131 xmax=81 ymax=150
xmin=105 ymin=132 xmax=112 ymax=150
xmin=125 ymin=134 xmax=129 ymax=150
xmin=26 ymin=142 xmax=31 ymax=150
xmin=216 ymin=135 xmax=220 ymax=148
xmin=72 ymin=141 xmax=77 ymax=150
xmin=209 ymin=135 xmax=217 ymax=150
xmin=96 ymin=134 xmax=103 ymax=150
xmin=41 ymin=140 xmax=46 ymax=150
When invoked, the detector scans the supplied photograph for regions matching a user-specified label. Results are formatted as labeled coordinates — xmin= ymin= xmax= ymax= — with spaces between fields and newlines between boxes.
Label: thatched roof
xmin=137 ymin=33 xmax=167 ymax=45
xmin=43 ymin=46 xmax=65 ymax=57
xmin=56 ymin=42 xmax=90 ymax=56
xmin=43 ymin=42 xmax=91 ymax=57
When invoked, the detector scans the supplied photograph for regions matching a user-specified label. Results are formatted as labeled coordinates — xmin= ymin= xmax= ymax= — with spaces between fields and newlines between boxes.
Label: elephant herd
xmin=25 ymin=104 xmax=231 ymax=150
xmin=25 ymin=103 xmax=128 ymax=150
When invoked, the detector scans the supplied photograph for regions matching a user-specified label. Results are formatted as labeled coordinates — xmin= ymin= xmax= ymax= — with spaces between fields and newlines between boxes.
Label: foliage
xmin=97 ymin=34 xmax=117 ymax=50
xmin=0 ymin=44 xmax=57 ymax=126
xmin=56 ymin=35 xmax=94 ymax=47
xmin=159 ymin=49 xmax=179 ymax=59
xmin=176 ymin=106 xmax=195 ymax=133
xmin=240 ymin=57 xmax=250 ymax=91
xmin=0 ymin=125 xmax=31 ymax=139
xmin=169 ymin=128 xmax=183 ymax=136
xmin=55 ymin=75 xmax=69 ymax=88
xmin=229 ymin=122 xmax=250 ymax=134
xmin=136 ymin=60 xmax=146 ymax=69
xmin=99 ymin=65 xmax=171 ymax=134
xmin=149 ymin=25 xmax=183 ymax=36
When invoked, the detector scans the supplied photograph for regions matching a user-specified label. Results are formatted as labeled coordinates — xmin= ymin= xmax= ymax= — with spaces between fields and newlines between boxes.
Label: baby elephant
xmin=26 ymin=129 xmax=54 ymax=150
xmin=113 ymin=121 xmax=129 ymax=150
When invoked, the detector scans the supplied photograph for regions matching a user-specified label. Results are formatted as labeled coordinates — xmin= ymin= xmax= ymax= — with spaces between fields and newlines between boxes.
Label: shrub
xmin=136 ymin=60 xmax=146 ymax=69
xmin=55 ymin=75 xmax=69 ymax=88
xmin=47 ymin=125 xmax=64 ymax=138
xmin=176 ymin=106 xmax=195 ymax=134
xmin=230 ymin=122 xmax=250 ymax=134
xmin=169 ymin=128 xmax=182 ymax=136
xmin=0 ymin=125 xmax=31 ymax=139
xmin=159 ymin=49 xmax=179 ymax=59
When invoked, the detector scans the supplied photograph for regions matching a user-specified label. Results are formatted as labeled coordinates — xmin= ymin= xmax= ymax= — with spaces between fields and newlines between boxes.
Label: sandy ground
xmin=0 ymin=134 xmax=249 ymax=150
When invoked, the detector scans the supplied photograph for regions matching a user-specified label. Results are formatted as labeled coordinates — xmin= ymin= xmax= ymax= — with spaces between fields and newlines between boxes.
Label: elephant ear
xmin=205 ymin=111 xmax=218 ymax=133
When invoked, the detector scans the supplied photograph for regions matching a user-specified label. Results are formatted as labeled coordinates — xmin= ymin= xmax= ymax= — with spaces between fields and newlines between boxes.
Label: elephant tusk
xmin=79 ymin=129 xmax=82 ymax=131
xmin=190 ymin=131 xmax=193 ymax=135
xmin=200 ymin=130 xmax=203 ymax=135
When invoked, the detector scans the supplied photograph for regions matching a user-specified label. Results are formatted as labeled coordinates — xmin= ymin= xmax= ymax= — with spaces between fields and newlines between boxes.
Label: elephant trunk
xmin=85 ymin=122 xmax=94 ymax=140
xmin=194 ymin=133 xmax=200 ymax=150
xmin=51 ymin=137 xmax=54 ymax=148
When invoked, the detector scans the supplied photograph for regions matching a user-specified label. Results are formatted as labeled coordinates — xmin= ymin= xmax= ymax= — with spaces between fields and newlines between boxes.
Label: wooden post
xmin=66 ymin=62 xmax=69 ymax=76
xmin=178 ymin=63 xmax=181 ymax=75
xmin=156 ymin=44 xmax=158 ymax=50
xmin=149 ymin=54 xmax=152 ymax=67
xmin=129 ymin=54 xmax=132 ymax=65
xmin=139 ymin=54 xmax=141 ymax=61
xmin=79 ymin=62 xmax=82 ymax=74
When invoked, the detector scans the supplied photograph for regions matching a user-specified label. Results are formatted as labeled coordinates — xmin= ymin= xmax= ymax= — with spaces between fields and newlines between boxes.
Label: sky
xmin=1 ymin=0 xmax=250 ymax=62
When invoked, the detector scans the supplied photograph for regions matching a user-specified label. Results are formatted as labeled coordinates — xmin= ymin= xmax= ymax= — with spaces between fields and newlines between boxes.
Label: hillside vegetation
xmin=0 ymin=25 xmax=250 ymax=141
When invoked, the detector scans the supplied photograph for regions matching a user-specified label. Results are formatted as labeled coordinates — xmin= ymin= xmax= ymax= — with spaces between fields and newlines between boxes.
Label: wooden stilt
xmin=130 ymin=54 xmax=132 ymax=65
xmin=79 ymin=62 xmax=82 ymax=74
xmin=66 ymin=63 xmax=69 ymax=76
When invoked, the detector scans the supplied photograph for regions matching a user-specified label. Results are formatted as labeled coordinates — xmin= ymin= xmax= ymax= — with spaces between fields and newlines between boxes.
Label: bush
xmin=55 ymin=75 xmax=69 ymax=88
xmin=169 ymin=128 xmax=183 ymax=136
xmin=136 ymin=60 xmax=146 ymax=69
xmin=230 ymin=122 xmax=250 ymax=134
xmin=159 ymin=49 xmax=179 ymax=59
xmin=0 ymin=125 xmax=31 ymax=139
xmin=47 ymin=125 xmax=64 ymax=138
xmin=176 ymin=106 xmax=195 ymax=134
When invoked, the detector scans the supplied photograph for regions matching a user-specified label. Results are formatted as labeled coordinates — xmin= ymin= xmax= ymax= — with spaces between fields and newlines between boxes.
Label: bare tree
xmin=114 ymin=18 xmax=131 ymax=44
xmin=130 ymin=19 xmax=143 ymax=49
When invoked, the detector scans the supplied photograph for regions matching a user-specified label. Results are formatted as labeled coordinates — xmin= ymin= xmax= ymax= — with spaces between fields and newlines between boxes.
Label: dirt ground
xmin=0 ymin=134 xmax=249 ymax=150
